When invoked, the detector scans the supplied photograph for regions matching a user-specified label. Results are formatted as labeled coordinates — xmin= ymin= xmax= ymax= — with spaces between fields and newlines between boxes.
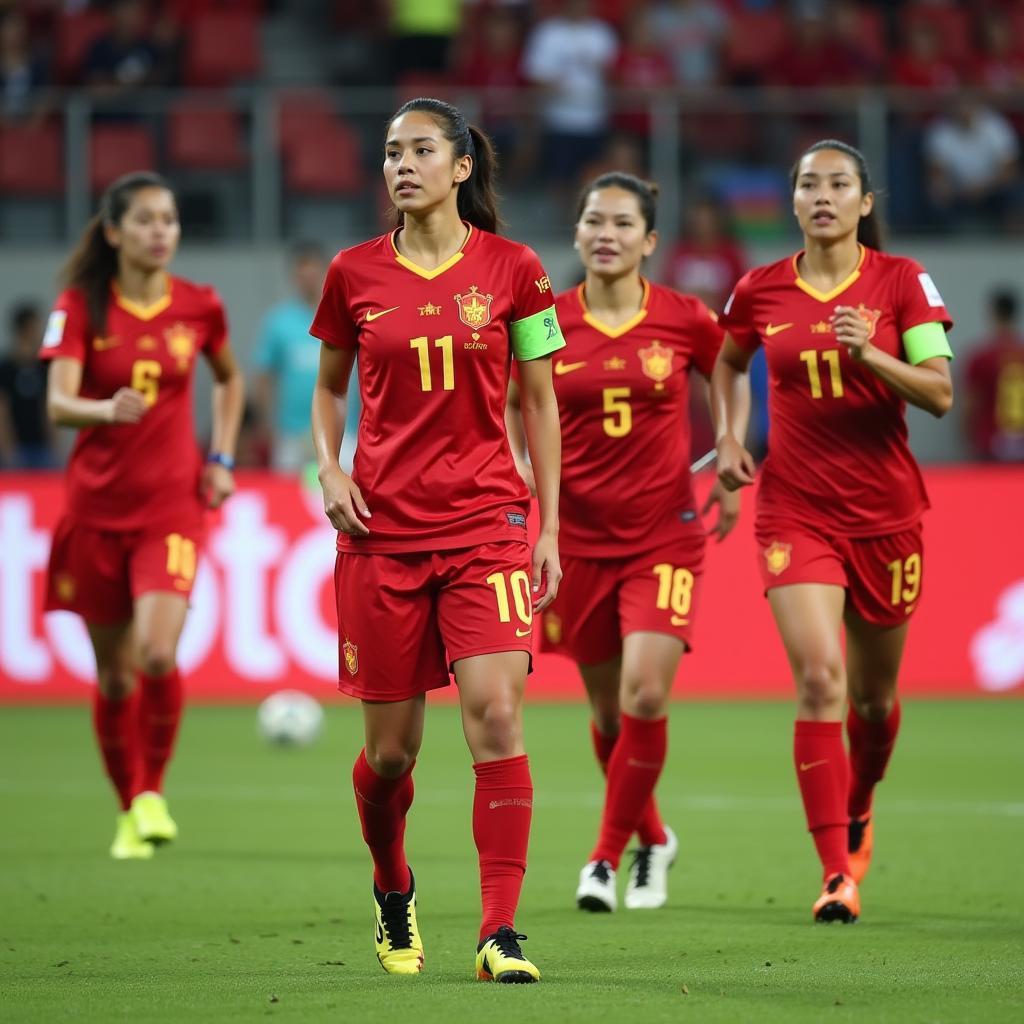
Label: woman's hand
xmin=531 ymin=531 xmax=561 ymax=613
xmin=105 ymin=387 xmax=147 ymax=424
xmin=200 ymin=463 xmax=235 ymax=509
xmin=319 ymin=465 xmax=371 ymax=535
xmin=716 ymin=434 xmax=756 ymax=491
xmin=702 ymin=479 xmax=741 ymax=542
xmin=832 ymin=305 xmax=872 ymax=362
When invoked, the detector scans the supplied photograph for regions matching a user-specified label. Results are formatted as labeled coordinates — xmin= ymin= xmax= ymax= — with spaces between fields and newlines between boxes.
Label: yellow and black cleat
xmin=374 ymin=871 xmax=424 ymax=975
xmin=476 ymin=927 xmax=540 ymax=984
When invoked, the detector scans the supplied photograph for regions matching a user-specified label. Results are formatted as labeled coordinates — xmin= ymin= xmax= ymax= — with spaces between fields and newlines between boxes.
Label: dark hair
xmin=386 ymin=97 xmax=501 ymax=233
xmin=10 ymin=301 xmax=41 ymax=335
xmin=992 ymin=287 xmax=1018 ymax=323
xmin=289 ymin=239 xmax=326 ymax=265
xmin=790 ymin=139 xmax=884 ymax=251
xmin=575 ymin=172 xmax=659 ymax=232
xmin=60 ymin=171 xmax=174 ymax=338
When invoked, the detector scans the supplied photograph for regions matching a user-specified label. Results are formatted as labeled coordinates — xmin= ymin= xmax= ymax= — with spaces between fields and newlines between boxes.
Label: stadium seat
xmin=277 ymin=89 xmax=339 ymax=156
xmin=0 ymin=122 xmax=63 ymax=195
xmin=183 ymin=11 xmax=262 ymax=87
xmin=723 ymin=11 xmax=788 ymax=82
xmin=90 ymin=124 xmax=157 ymax=192
xmin=54 ymin=9 xmax=111 ymax=85
xmin=901 ymin=6 xmax=972 ymax=64
xmin=395 ymin=72 xmax=456 ymax=104
xmin=285 ymin=123 xmax=365 ymax=196
xmin=168 ymin=101 xmax=248 ymax=170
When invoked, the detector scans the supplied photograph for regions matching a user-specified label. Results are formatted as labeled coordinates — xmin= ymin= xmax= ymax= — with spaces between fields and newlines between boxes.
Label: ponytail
xmin=60 ymin=170 xmax=173 ymax=337
xmin=790 ymin=138 xmax=885 ymax=251
xmin=387 ymin=98 xmax=503 ymax=234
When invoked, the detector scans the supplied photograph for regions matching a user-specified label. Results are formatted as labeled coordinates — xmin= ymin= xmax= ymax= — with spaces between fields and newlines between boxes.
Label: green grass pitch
xmin=2 ymin=700 xmax=1022 ymax=1022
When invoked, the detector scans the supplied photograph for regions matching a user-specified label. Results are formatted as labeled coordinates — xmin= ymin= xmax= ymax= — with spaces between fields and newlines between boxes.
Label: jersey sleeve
xmin=896 ymin=259 xmax=953 ymax=335
xmin=687 ymin=298 xmax=726 ymax=377
xmin=719 ymin=272 xmax=761 ymax=353
xmin=310 ymin=253 xmax=358 ymax=350
xmin=508 ymin=245 xmax=565 ymax=361
xmin=38 ymin=289 xmax=89 ymax=363
xmin=202 ymin=288 xmax=229 ymax=355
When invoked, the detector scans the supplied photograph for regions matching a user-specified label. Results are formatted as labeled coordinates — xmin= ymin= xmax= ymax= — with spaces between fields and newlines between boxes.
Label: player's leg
xmin=767 ymin=582 xmax=860 ymax=922
xmin=86 ymin=619 xmax=153 ymax=860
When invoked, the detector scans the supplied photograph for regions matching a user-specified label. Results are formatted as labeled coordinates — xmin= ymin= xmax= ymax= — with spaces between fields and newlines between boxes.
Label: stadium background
xmin=1 ymin=0 xmax=1023 ymax=702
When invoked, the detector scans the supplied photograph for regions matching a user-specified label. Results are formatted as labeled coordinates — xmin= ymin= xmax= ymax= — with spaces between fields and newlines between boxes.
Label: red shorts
xmin=541 ymin=536 xmax=705 ymax=664
xmin=45 ymin=516 xmax=206 ymax=625
xmin=334 ymin=541 xmax=534 ymax=702
xmin=754 ymin=518 xmax=924 ymax=627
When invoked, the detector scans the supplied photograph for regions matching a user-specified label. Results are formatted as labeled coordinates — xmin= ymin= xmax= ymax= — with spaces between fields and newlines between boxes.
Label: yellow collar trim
xmin=113 ymin=280 xmax=172 ymax=321
xmin=391 ymin=225 xmax=472 ymax=280
xmin=792 ymin=246 xmax=866 ymax=303
xmin=578 ymin=279 xmax=650 ymax=339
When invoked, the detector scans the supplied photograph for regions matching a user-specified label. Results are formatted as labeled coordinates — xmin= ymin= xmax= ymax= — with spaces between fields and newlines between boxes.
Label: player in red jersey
xmin=310 ymin=98 xmax=564 ymax=983
xmin=713 ymin=141 xmax=954 ymax=923
xmin=509 ymin=173 xmax=737 ymax=913
xmin=40 ymin=172 xmax=244 ymax=860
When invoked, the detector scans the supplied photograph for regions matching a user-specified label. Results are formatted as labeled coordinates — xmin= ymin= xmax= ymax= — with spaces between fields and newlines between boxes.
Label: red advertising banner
xmin=1 ymin=468 xmax=1022 ymax=702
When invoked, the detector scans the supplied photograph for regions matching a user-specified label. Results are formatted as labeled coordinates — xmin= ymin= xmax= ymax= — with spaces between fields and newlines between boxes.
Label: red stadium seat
xmin=723 ymin=11 xmax=788 ymax=81
xmin=286 ymin=123 xmax=365 ymax=196
xmin=277 ymin=89 xmax=339 ymax=156
xmin=901 ymin=6 xmax=972 ymax=64
xmin=0 ymin=122 xmax=63 ymax=195
xmin=183 ymin=11 xmax=262 ymax=87
xmin=395 ymin=72 xmax=456 ymax=104
xmin=168 ymin=101 xmax=248 ymax=170
xmin=90 ymin=124 xmax=157 ymax=192
xmin=54 ymin=9 xmax=111 ymax=85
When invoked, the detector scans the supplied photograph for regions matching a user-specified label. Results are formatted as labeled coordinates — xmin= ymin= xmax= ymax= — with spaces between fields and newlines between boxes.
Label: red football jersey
xmin=311 ymin=225 xmax=564 ymax=553
xmin=720 ymin=246 xmax=953 ymax=536
xmin=554 ymin=280 xmax=723 ymax=557
xmin=39 ymin=278 xmax=227 ymax=531
xmin=964 ymin=337 xmax=1024 ymax=460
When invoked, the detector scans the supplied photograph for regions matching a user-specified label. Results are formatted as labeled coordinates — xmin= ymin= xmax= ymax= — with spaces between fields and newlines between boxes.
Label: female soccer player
xmin=41 ymin=171 xmax=244 ymax=860
xmin=510 ymin=173 xmax=738 ymax=913
xmin=713 ymin=140 xmax=953 ymax=923
xmin=311 ymin=98 xmax=563 ymax=982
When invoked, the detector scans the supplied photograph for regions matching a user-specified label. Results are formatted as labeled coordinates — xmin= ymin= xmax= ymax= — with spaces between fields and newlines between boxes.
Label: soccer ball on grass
xmin=257 ymin=690 xmax=324 ymax=747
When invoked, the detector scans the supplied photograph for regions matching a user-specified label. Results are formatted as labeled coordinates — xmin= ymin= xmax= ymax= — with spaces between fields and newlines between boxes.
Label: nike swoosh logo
xmin=93 ymin=337 xmax=120 ymax=350
xmin=554 ymin=359 xmax=587 ymax=376
xmin=375 ymin=922 xmax=384 ymax=945
xmin=799 ymin=759 xmax=829 ymax=772
xmin=669 ymin=615 xmax=689 ymax=627
xmin=515 ymin=627 xmax=532 ymax=637
xmin=765 ymin=322 xmax=794 ymax=336
xmin=365 ymin=306 xmax=400 ymax=322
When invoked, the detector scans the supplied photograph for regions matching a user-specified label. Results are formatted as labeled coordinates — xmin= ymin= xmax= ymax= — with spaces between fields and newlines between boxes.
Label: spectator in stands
xmin=83 ymin=0 xmax=174 ymax=99
xmin=611 ymin=5 xmax=674 ymax=141
xmin=924 ymin=93 xmax=1022 ymax=231
xmin=766 ymin=10 xmax=873 ymax=89
xmin=970 ymin=11 xmax=1024 ymax=93
xmin=0 ymin=8 xmax=49 ymax=123
xmin=888 ymin=17 xmax=960 ymax=91
xmin=0 ymin=301 xmax=56 ymax=469
xmin=522 ymin=0 xmax=618 ymax=193
xmin=648 ymin=0 xmax=726 ymax=87
xmin=389 ymin=0 xmax=461 ymax=77
xmin=254 ymin=242 xmax=359 ymax=472
xmin=963 ymin=287 xmax=1024 ymax=462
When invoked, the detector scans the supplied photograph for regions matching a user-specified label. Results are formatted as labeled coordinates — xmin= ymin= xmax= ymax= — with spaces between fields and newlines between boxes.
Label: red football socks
xmin=590 ymin=713 xmax=667 ymax=869
xmin=352 ymin=749 xmax=414 ymax=895
xmin=589 ymin=720 xmax=667 ymax=848
xmin=93 ymin=689 xmax=140 ymax=811
xmin=794 ymin=720 xmax=850 ymax=878
xmin=137 ymin=669 xmax=184 ymax=793
xmin=847 ymin=700 xmax=902 ymax=819
xmin=473 ymin=754 xmax=533 ymax=939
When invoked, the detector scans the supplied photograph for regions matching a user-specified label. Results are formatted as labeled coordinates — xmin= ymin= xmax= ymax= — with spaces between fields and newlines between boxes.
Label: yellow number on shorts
xmin=652 ymin=563 xmax=694 ymax=618
xmin=131 ymin=359 xmax=162 ymax=407
xmin=799 ymin=349 xmax=844 ymax=399
xmin=486 ymin=570 xmax=533 ymax=627
xmin=165 ymin=533 xmax=197 ymax=583
xmin=602 ymin=387 xmax=632 ymax=437
xmin=886 ymin=552 xmax=921 ymax=605
xmin=410 ymin=335 xmax=454 ymax=392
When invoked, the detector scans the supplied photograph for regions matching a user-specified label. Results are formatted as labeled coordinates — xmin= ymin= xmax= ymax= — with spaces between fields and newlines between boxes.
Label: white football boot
xmin=624 ymin=825 xmax=678 ymax=910
xmin=575 ymin=859 xmax=617 ymax=912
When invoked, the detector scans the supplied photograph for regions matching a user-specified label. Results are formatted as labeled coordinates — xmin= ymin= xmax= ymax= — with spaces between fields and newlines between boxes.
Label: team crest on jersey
xmin=454 ymin=285 xmax=493 ymax=329
xmin=638 ymin=340 xmax=675 ymax=391
xmin=343 ymin=640 xmax=359 ymax=677
xmin=55 ymin=573 xmax=75 ymax=601
xmin=764 ymin=541 xmax=792 ymax=576
xmin=855 ymin=304 xmax=882 ymax=340
xmin=543 ymin=612 xmax=562 ymax=645
xmin=165 ymin=323 xmax=197 ymax=371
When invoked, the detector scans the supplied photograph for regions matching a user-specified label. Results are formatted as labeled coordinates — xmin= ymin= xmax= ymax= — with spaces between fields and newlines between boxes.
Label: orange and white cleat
xmin=848 ymin=815 xmax=874 ymax=883
xmin=813 ymin=873 xmax=860 ymax=924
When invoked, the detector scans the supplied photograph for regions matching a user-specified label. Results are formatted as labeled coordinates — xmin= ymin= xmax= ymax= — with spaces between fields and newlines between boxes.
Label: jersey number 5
xmin=410 ymin=336 xmax=454 ymax=391
xmin=131 ymin=360 xmax=162 ymax=407
xmin=603 ymin=387 xmax=632 ymax=437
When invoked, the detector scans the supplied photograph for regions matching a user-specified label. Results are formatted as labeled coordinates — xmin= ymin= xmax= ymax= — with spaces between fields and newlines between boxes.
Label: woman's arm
xmin=201 ymin=344 xmax=246 ymax=508
xmin=504 ymin=377 xmax=536 ymax=496
xmin=517 ymin=356 xmax=562 ymax=611
xmin=46 ymin=356 xmax=146 ymax=427
xmin=710 ymin=335 xmax=758 ymax=491
xmin=698 ymin=371 xmax=741 ymax=541
xmin=312 ymin=344 xmax=368 ymax=535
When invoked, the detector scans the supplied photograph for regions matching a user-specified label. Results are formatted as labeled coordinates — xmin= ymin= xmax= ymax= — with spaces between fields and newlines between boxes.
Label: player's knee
xmin=850 ymin=692 xmax=897 ymax=722
xmin=137 ymin=641 xmax=177 ymax=679
xmin=621 ymin=672 xmax=668 ymax=720
xmin=97 ymin=664 xmax=135 ymax=699
xmin=591 ymin=707 xmax=620 ymax=736
xmin=796 ymin=660 xmax=844 ymax=714
xmin=476 ymin=699 xmax=522 ymax=757
xmin=365 ymin=743 xmax=416 ymax=778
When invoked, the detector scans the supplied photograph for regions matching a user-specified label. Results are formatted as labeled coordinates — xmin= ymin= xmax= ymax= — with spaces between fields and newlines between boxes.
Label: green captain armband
xmin=903 ymin=322 xmax=952 ymax=365
xmin=510 ymin=305 xmax=566 ymax=361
